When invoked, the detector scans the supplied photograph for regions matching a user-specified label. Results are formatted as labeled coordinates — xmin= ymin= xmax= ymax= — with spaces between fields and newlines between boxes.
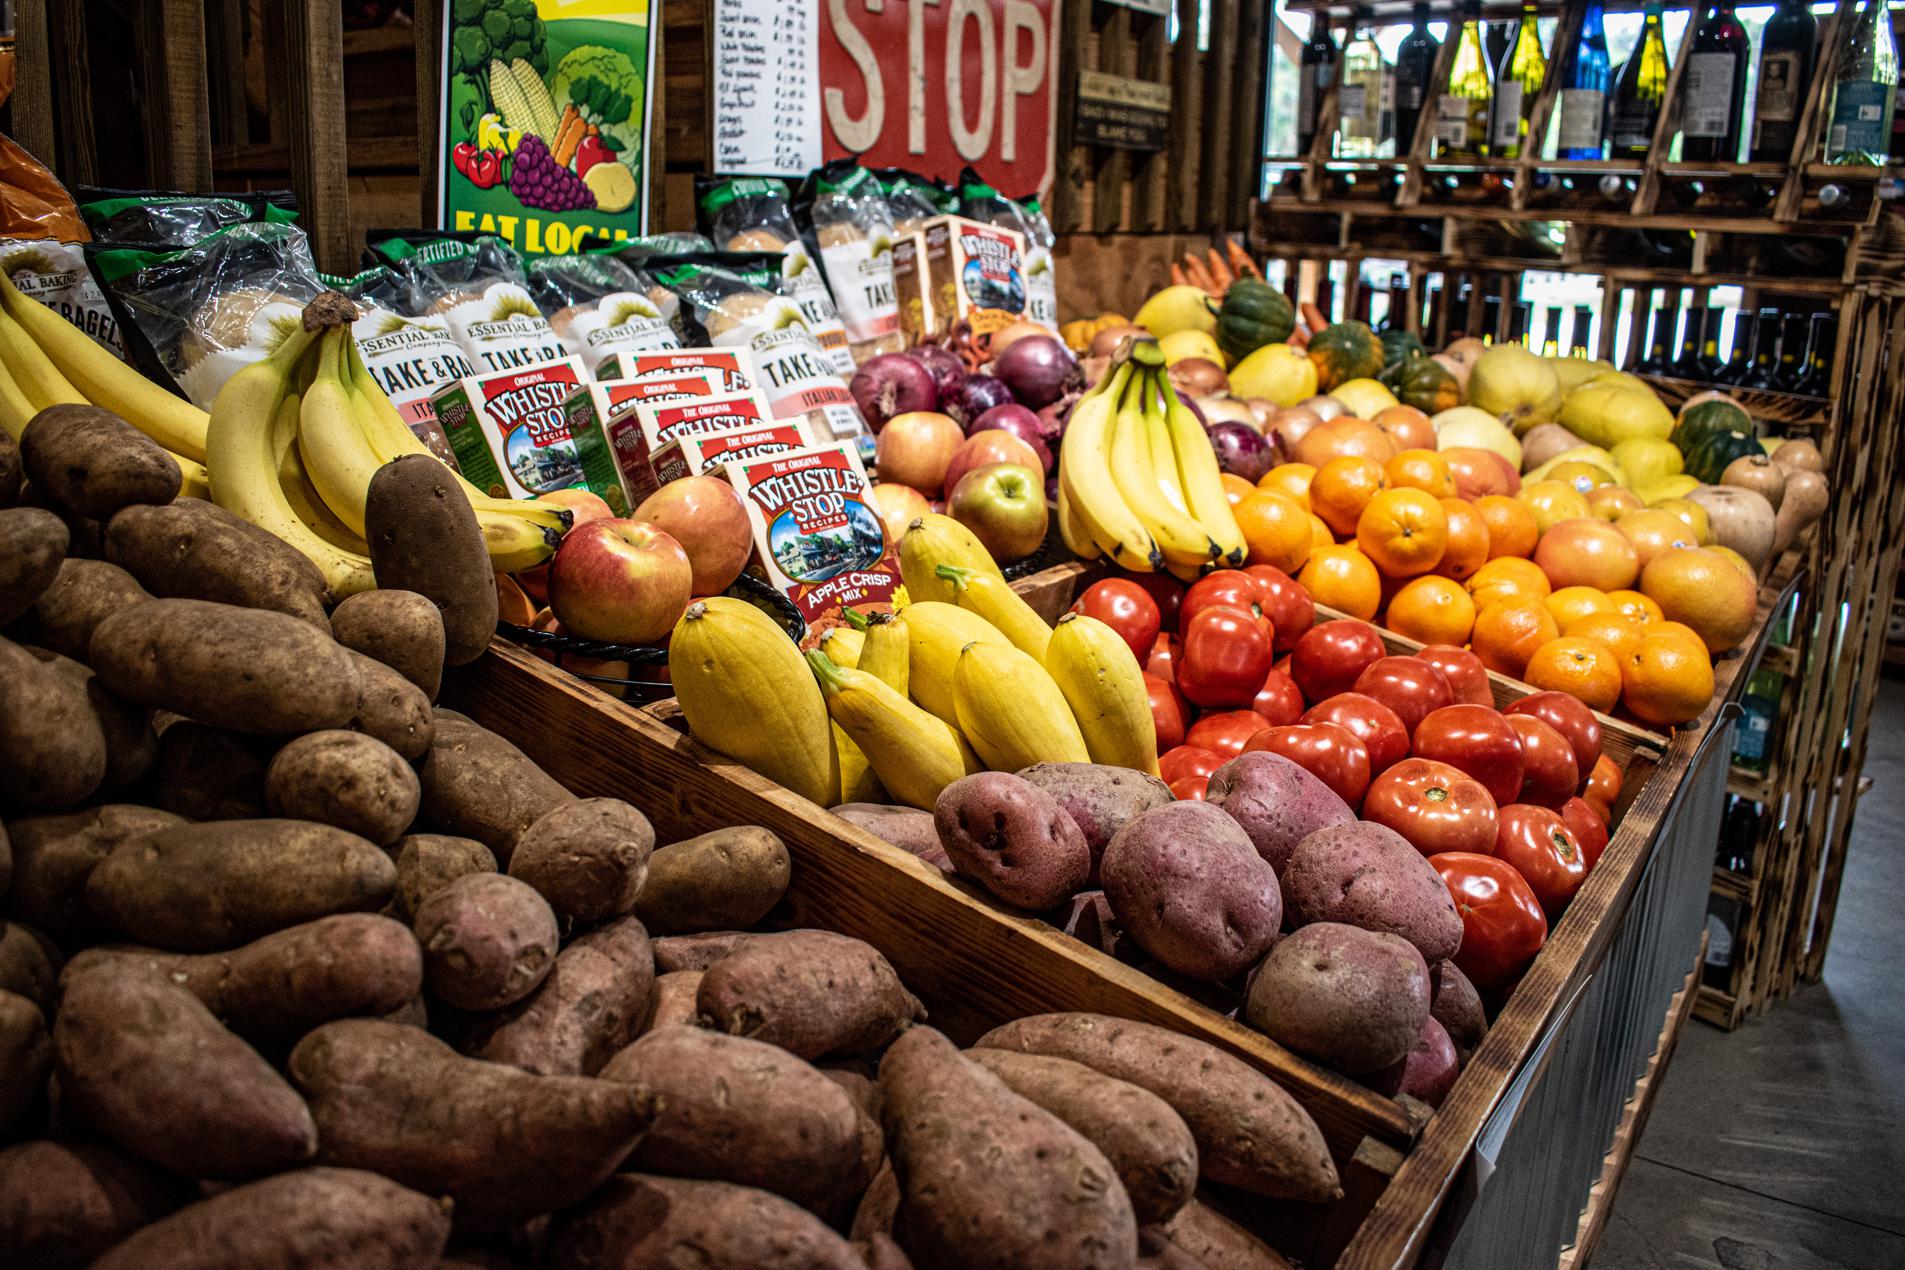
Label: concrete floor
xmin=1592 ymin=679 xmax=1905 ymax=1268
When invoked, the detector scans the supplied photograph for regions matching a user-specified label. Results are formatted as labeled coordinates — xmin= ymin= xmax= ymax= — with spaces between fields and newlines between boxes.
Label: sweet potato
xmin=1016 ymin=761 xmax=1174 ymax=877
xmin=466 ymin=915 xmax=655 ymax=1076
xmin=102 ymin=499 xmax=328 ymax=626
xmin=419 ymin=711 xmax=575 ymax=863
xmin=1430 ymin=959 xmax=1487 ymax=1064
xmin=329 ymin=588 xmax=446 ymax=701
xmin=64 ymin=914 xmax=422 ymax=1047
xmin=0 ymin=635 xmax=106 ymax=811
xmin=1159 ymin=1201 xmax=1295 ymax=1270
xmin=3 ymin=805 xmax=184 ymax=940
xmin=632 ymin=825 xmax=790 ymax=935
xmin=0 ymin=990 xmax=49 ymax=1133
xmin=0 ymin=921 xmax=61 ymax=1011
xmin=0 ymin=506 xmax=68 ymax=625
xmin=860 ymin=1232 xmax=916 ymax=1270
xmin=1244 ymin=922 xmax=1431 ymax=1075
xmin=1101 ymin=801 xmax=1283 ymax=983
xmin=25 ymin=558 xmax=150 ymax=661
xmin=388 ymin=833 xmax=497 ymax=921
xmin=933 ymin=771 xmax=1091 ymax=910
xmin=832 ymin=803 xmax=950 ymax=871
xmin=21 ymin=406 xmax=181 ymax=521
xmin=289 ymin=1018 xmax=660 ymax=1232
xmin=0 ymin=428 xmax=19 ymax=505
xmin=89 ymin=599 xmax=360 ymax=734
xmin=642 ymin=969 xmax=703 ymax=1032
xmin=966 ymin=1047 xmax=1197 ymax=1225
xmin=975 ymin=1013 xmax=1341 ymax=1203
xmin=547 ymin=1174 xmax=865 ymax=1270
xmin=1134 ymin=1227 xmax=1206 ymax=1270
xmin=90 ymin=1166 xmax=451 ymax=1270
xmin=343 ymin=648 xmax=435 ymax=759
xmin=1280 ymin=822 xmax=1464 ymax=963
xmin=507 ymin=797 xmax=654 ymax=931
xmin=266 ymin=730 xmax=420 ymax=845
xmin=850 ymin=1161 xmax=900 ymax=1241
xmin=652 ymin=930 xmax=759 ymax=973
xmin=53 ymin=961 xmax=316 ymax=1178
xmin=413 ymin=872 xmax=559 ymax=1010
xmin=602 ymin=1025 xmax=874 ymax=1215
xmin=150 ymin=720 xmax=268 ymax=820
xmin=697 ymin=929 xmax=923 ymax=1059
xmin=881 ymin=1026 xmax=1137 ymax=1270
xmin=0 ymin=1140 xmax=181 ymax=1270
xmin=1206 ymin=750 xmax=1357 ymax=871
xmin=365 ymin=455 xmax=498 ymax=665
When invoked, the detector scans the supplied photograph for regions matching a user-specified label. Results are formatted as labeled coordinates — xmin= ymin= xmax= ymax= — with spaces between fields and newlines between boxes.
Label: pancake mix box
xmin=722 ymin=441 xmax=901 ymax=623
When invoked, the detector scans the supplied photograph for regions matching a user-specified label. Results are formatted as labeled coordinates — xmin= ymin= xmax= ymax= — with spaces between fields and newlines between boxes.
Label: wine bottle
xmin=1571 ymin=304 xmax=1596 ymax=357
xmin=1785 ymin=312 xmax=1834 ymax=395
xmin=1751 ymin=0 xmax=1818 ymax=163
xmin=1673 ymin=305 xmax=1708 ymax=378
xmin=1481 ymin=290 xmax=1502 ymax=342
xmin=1697 ymin=307 xmax=1729 ymax=381
xmin=1611 ymin=4 xmax=1671 ymax=159
xmin=1825 ymin=0 xmax=1900 ymax=166
xmin=1297 ymin=16 xmax=1339 ymax=155
xmin=1436 ymin=2 xmax=1493 ymax=159
xmin=1395 ymin=3 xmax=1440 ymax=154
xmin=1492 ymin=4 xmax=1547 ymax=159
xmin=1540 ymin=306 xmax=1564 ymax=357
xmin=1486 ymin=20 xmax=1511 ymax=74
xmin=1558 ymin=3 xmax=1613 ymax=161
xmin=1506 ymin=299 xmax=1530 ymax=347
xmin=1682 ymin=4 xmax=1751 ymax=163
xmin=1338 ymin=8 xmax=1390 ymax=158
xmin=1742 ymin=309 xmax=1785 ymax=389
xmin=1771 ymin=313 xmax=1807 ymax=391
xmin=1636 ymin=290 xmax=1677 ymax=374
xmin=1720 ymin=309 xmax=1758 ymax=385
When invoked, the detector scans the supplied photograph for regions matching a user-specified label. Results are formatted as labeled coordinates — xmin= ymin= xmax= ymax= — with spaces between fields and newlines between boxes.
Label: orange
xmin=1311 ymin=455 xmax=1389 ymax=538
xmin=1357 ymin=487 xmax=1449 ymax=578
xmin=1373 ymin=405 xmax=1436 ymax=452
xmin=1534 ymin=518 xmax=1641 ymax=592
xmin=1387 ymin=576 xmax=1478 ymax=645
xmin=1650 ymin=620 xmax=1711 ymax=655
xmin=1606 ymin=589 xmax=1664 ymax=625
xmin=1293 ymin=417 xmax=1399 ymax=468
xmin=1516 ymin=480 xmax=1592 ymax=533
xmin=1622 ymin=631 xmax=1717 ymax=727
xmin=1235 ymin=489 xmax=1315 ymax=575
xmin=1433 ymin=498 xmax=1491 ymax=583
xmin=1615 ymin=508 xmax=1700 ymax=569
xmin=1585 ymin=486 xmax=1645 ymax=522
xmin=1475 ymin=494 xmax=1539 ymax=560
xmin=1565 ymin=611 xmax=1647 ymax=661
xmin=1259 ymin=462 xmax=1316 ymax=510
xmin=1299 ymin=545 xmax=1383 ymax=620
xmin=1545 ymin=585 xmax=1614 ymax=631
xmin=1470 ymin=600 xmax=1561 ymax=679
xmin=1639 ymin=547 xmax=1757 ymax=655
xmin=1220 ymin=473 xmax=1258 ymax=507
xmin=1309 ymin=513 xmax=1336 ymax=550
xmin=1466 ymin=556 xmax=1553 ymax=612
xmin=1525 ymin=636 xmax=1624 ymax=712
xmin=1385 ymin=448 xmax=1457 ymax=498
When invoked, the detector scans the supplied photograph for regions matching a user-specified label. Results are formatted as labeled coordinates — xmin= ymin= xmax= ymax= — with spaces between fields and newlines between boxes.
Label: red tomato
xmin=1363 ymin=757 xmax=1500 ymax=856
xmin=1186 ymin=709 xmax=1274 ymax=758
xmin=1505 ymin=690 xmax=1603 ymax=779
xmin=1145 ymin=672 xmax=1189 ymax=752
xmin=1561 ymin=796 xmax=1610 ymax=869
xmin=1170 ymin=775 xmax=1209 ymax=801
xmin=1244 ymin=722 xmax=1372 ymax=807
xmin=1178 ymin=605 xmax=1274 ymax=709
xmin=1505 ymin=714 xmax=1579 ymax=809
xmin=1071 ymin=579 xmax=1162 ymax=664
xmin=1301 ymin=692 xmax=1410 ymax=775
xmin=1253 ymin=667 xmax=1306 ymax=726
xmin=1146 ymin=631 xmax=1181 ymax=685
xmin=1583 ymin=754 xmax=1622 ymax=822
xmin=1159 ymin=744 xmax=1225 ymax=784
xmin=1413 ymin=704 xmax=1526 ymax=808
xmin=1123 ymin=570 xmax=1184 ymax=630
xmin=1181 ymin=570 xmax=1267 ymax=632
xmin=1245 ymin=564 xmax=1316 ymax=651
xmin=1353 ymin=655 xmax=1454 ymax=736
xmin=1417 ymin=645 xmax=1494 ymax=707
xmin=1273 ymin=652 xmax=1294 ymax=680
xmin=1430 ymin=851 xmax=1549 ymax=989
xmin=1493 ymin=804 xmax=1588 ymax=916
xmin=1289 ymin=620 xmax=1388 ymax=704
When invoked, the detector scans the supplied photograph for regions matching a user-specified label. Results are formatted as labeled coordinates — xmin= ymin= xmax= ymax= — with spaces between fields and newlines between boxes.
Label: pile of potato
xmin=839 ymin=753 xmax=1489 ymax=1105
xmin=1 ymin=413 xmax=1336 ymax=1268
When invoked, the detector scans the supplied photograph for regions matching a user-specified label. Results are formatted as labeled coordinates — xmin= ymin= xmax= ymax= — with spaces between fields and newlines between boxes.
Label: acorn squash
xmin=1382 ymin=351 xmax=1461 ymax=414
xmin=1308 ymin=320 xmax=1385 ymax=392
xmin=1212 ymin=280 xmax=1295 ymax=362
xmin=1380 ymin=328 xmax=1427 ymax=368
xmin=1671 ymin=396 xmax=1754 ymax=452
xmin=1683 ymin=428 xmax=1764 ymax=484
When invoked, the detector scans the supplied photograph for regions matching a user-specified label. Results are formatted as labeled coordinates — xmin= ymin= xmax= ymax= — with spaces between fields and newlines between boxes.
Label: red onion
xmin=1035 ymin=390 xmax=1080 ymax=445
xmin=1207 ymin=421 xmax=1272 ymax=483
xmin=851 ymin=354 xmax=939 ymax=431
xmin=970 ymin=403 xmax=1054 ymax=473
xmin=904 ymin=343 xmax=967 ymax=407
xmin=949 ymin=373 xmax=1015 ymax=426
xmin=991 ymin=335 xmax=1081 ymax=409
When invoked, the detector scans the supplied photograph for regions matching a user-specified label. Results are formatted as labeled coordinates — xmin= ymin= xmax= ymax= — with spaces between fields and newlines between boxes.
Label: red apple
xmin=870 ymin=482 xmax=932 ymax=540
xmin=947 ymin=462 xmax=1049 ymax=563
xmin=632 ymin=476 xmax=752 ymax=596
xmin=944 ymin=429 xmax=1045 ymax=494
xmin=513 ymin=486 xmax=617 ymax=603
xmin=547 ymin=518 xmax=694 ymax=645
xmin=875 ymin=410 xmax=964 ymax=496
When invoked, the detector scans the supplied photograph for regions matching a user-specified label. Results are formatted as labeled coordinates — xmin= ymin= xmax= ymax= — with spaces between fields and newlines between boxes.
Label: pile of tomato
xmin=1073 ymin=566 xmax=1627 ymax=990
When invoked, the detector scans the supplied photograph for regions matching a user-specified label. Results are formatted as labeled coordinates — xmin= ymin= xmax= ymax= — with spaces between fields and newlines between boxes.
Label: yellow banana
xmin=171 ymin=452 xmax=211 ymax=501
xmin=1146 ymin=386 xmax=1189 ymax=515
xmin=898 ymin=512 xmax=1004 ymax=604
xmin=1054 ymin=470 xmax=1099 ymax=561
xmin=934 ymin=564 xmax=1053 ymax=664
xmin=1160 ymin=374 xmax=1247 ymax=568
xmin=819 ymin=625 xmax=866 ymax=668
xmin=0 ymin=267 xmax=208 ymax=461
xmin=296 ymin=327 xmax=383 ymax=536
xmin=856 ymin=609 xmax=910 ymax=696
xmin=670 ymin=597 xmax=839 ymax=806
xmin=952 ymin=640 xmax=1091 ymax=771
xmin=900 ymin=600 xmax=1009 ymax=727
xmin=0 ymin=302 xmax=86 ymax=412
xmin=1058 ymin=363 xmax=1161 ymax=572
xmin=1111 ymin=367 xmax=1219 ymax=568
xmin=0 ymin=343 xmax=38 ymax=439
xmin=1045 ymin=613 xmax=1160 ymax=776
xmin=271 ymin=389 xmax=370 ymax=552
xmin=809 ymin=652 xmax=977 ymax=810
xmin=478 ymin=511 xmax=568 ymax=573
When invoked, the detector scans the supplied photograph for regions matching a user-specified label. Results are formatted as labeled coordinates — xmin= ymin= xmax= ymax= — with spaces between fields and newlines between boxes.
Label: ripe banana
xmin=270 ymin=389 xmax=369 ymax=552
xmin=808 ymin=651 xmax=977 ymax=810
xmin=1160 ymin=375 xmax=1247 ymax=568
xmin=0 ymin=302 xmax=86 ymax=412
xmin=1111 ymin=367 xmax=1219 ymax=568
xmin=1058 ymin=364 xmax=1163 ymax=572
xmin=1146 ymin=384 xmax=1189 ymax=515
xmin=1054 ymin=471 xmax=1098 ymax=561
xmin=296 ymin=327 xmax=382 ymax=537
xmin=898 ymin=512 xmax=1004 ymax=604
xmin=900 ymin=600 xmax=1009 ymax=727
xmin=1045 ymin=613 xmax=1160 ymax=775
xmin=858 ymin=609 xmax=910 ymax=696
xmin=952 ymin=640 xmax=1091 ymax=771
xmin=0 ymin=267 xmax=209 ymax=461
xmin=171 ymin=453 xmax=212 ymax=501
xmin=934 ymin=564 xmax=1053 ymax=664
xmin=0 ymin=345 xmax=37 ymax=439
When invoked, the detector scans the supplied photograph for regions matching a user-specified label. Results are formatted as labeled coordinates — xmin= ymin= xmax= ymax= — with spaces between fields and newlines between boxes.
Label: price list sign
xmin=713 ymin=0 xmax=822 ymax=175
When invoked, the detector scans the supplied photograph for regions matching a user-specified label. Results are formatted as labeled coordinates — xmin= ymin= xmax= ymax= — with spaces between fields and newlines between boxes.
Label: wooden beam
xmin=1199 ymin=0 xmax=1243 ymax=232
xmin=1168 ymin=2 xmax=1207 ymax=231
xmin=278 ymin=0 xmax=352 ymax=272
xmin=1228 ymin=0 xmax=1271 ymax=229
xmin=137 ymin=0 xmax=213 ymax=190
xmin=1049 ymin=0 xmax=1095 ymax=233
xmin=1092 ymin=5 xmax=1135 ymax=234
xmin=47 ymin=0 xmax=96 ymax=184
xmin=10 ymin=0 xmax=57 ymax=169
xmin=415 ymin=0 xmax=441 ymax=225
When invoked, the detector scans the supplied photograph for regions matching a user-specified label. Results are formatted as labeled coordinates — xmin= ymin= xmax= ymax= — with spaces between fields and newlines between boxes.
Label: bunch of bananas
xmin=670 ymin=512 xmax=1160 ymax=812
xmin=1057 ymin=338 xmax=1246 ymax=581
xmin=203 ymin=292 xmax=568 ymax=599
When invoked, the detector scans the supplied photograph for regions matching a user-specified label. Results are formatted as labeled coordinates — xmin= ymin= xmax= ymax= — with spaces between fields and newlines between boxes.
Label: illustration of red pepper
xmin=452 ymin=142 xmax=478 ymax=178
xmin=574 ymin=134 xmax=610 ymax=178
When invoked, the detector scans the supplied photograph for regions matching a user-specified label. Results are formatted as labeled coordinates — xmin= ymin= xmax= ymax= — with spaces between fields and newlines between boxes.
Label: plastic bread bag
xmin=76 ymin=186 xmax=298 ymax=245
xmin=364 ymin=230 xmax=567 ymax=374
xmin=328 ymin=264 xmax=471 ymax=466
xmin=525 ymin=249 xmax=681 ymax=374
xmin=608 ymin=230 xmax=714 ymax=259
xmin=960 ymin=168 xmax=1057 ymax=331
xmin=875 ymin=167 xmax=957 ymax=238
xmin=86 ymin=220 xmax=326 ymax=407
xmin=794 ymin=159 xmax=903 ymax=363
xmin=696 ymin=174 xmax=854 ymax=376
xmin=1 ymin=239 xmax=123 ymax=355
xmin=0 ymin=131 xmax=88 ymax=242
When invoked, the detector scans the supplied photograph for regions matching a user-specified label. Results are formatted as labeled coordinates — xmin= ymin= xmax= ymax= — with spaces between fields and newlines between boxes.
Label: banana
xmin=171 ymin=453 xmax=212 ymax=501
xmin=934 ymin=564 xmax=1053 ymax=664
xmin=1058 ymin=364 xmax=1162 ymax=572
xmin=1145 ymin=379 xmax=1189 ymax=515
xmin=1045 ymin=613 xmax=1161 ymax=775
xmin=0 ymin=342 xmax=38 ymax=439
xmin=670 ymin=597 xmax=839 ymax=806
xmin=897 ymin=512 xmax=1004 ymax=604
xmin=203 ymin=323 xmax=376 ymax=598
xmin=296 ymin=327 xmax=384 ymax=536
xmin=1160 ymin=374 xmax=1247 ymax=568
xmin=952 ymin=639 xmax=1091 ymax=771
xmin=1054 ymin=469 xmax=1099 ymax=561
xmin=857 ymin=609 xmax=910 ymax=695
xmin=808 ymin=651 xmax=977 ymax=810
xmin=0 ymin=302 xmax=86 ymax=412
xmin=271 ymin=389 xmax=370 ymax=552
xmin=1111 ymin=367 xmax=1219 ymax=568
xmin=899 ymin=600 xmax=1010 ymax=727
xmin=0 ymin=267 xmax=209 ymax=461
xmin=478 ymin=510 xmax=568 ymax=573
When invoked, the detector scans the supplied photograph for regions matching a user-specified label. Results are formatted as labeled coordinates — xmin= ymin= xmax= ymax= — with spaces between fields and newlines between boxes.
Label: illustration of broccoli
xmin=552 ymin=45 xmax=646 ymax=155
xmin=452 ymin=0 xmax=548 ymax=123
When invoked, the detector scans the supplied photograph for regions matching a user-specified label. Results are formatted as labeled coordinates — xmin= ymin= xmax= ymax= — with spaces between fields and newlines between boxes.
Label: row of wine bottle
xmin=1299 ymin=1 xmax=1900 ymax=167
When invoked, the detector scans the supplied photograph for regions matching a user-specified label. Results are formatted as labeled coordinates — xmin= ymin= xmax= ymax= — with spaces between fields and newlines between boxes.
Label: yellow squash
xmin=953 ymin=640 xmax=1091 ymax=771
xmin=857 ymin=610 xmax=910 ymax=695
xmin=1044 ymin=614 xmax=1160 ymax=775
xmin=901 ymin=601 xmax=1009 ymax=726
xmin=935 ymin=564 xmax=1053 ymax=664
xmin=809 ymin=652 xmax=979 ymax=810
xmin=898 ymin=512 xmax=1004 ymax=605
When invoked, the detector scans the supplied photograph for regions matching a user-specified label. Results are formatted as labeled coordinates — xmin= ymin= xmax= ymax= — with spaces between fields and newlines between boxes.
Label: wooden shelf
xmin=1712 ymin=867 xmax=1758 ymax=906
xmin=1694 ymin=983 xmax=1741 ymax=1029
xmin=1728 ymin=765 xmax=1776 ymax=805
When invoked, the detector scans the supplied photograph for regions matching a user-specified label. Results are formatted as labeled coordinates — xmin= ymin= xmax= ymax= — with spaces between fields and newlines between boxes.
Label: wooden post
xmin=1049 ymin=0 xmax=1095 ymax=233
xmin=136 ymin=0 xmax=213 ymax=190
xmin=415 ymin=0 xmax=441 ymax=225
xmin=47 ymin=0 xmax=97 ymax=184
xmin=11 ymin=0 xmax=57 ymax=167
xmin=279 ymin=0 xmax=351 ymax=273
xmin=1091 ymin=5 xmax=1134 ymax=235
xmin=1167 ymin=2 xmax=1206 ymax=231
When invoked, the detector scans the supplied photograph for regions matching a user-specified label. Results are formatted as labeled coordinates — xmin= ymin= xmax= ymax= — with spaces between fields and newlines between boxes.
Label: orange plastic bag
xmin=0 ymin=130 xmax=86 ymax=241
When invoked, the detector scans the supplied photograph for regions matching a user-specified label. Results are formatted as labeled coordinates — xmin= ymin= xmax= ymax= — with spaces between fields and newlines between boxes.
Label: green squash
xmin=1684 ymin=428 xmax=1764 ymax=484
xmin=1671 ymin=397 xmax=1754 ymax=452
xmin=1380 ymin=328 xmax=1426 ymax=368
xmin=1308 ymin=320 xmax=1385 ymax=391
xmin=1213 ymin=280 xmax=1295 ymax=362
xmin=1383 ymin=353 xmax=1461 ymax=415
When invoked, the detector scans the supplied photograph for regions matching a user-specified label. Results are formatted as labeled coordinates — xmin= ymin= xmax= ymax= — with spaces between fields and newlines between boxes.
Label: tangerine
xmin=1235 ymin=489 xmax=1315 ymax=574
xmin=1475 ymin=494 xmax=1539 ymax=560
xmin=1385 ymin=448 xmax=1457 ymax=498
xmin=1220 ymin=473 xmax=1258 ymax=507
xmin=1433 ymin=498 xmax=1491 ymax=583
xmin=1525 ymin=636 xmax=1624 ymax=712
xmin=1565 ymin=611 xmax=1647 ymax=661
xmin=1309 ymin=513 xmax=1336 ymax=549
xmin=1357 ymin=487 xmax=1450 ymax=577
xmin=1606 ymin=589 xmax=1664 ymax=624
xmin=1470 ymin=600 xmax=1561 ymax=678
xmin=1311 ymin=455 xmax=1390 ymax=538
xmin=1387 ymin=576 xmax=1478 ymax=645
xmin=1299 ymin=544 xmax=1383 ymax=620
xmin=1258 ymin=462 xmax=1316 ymax=510
xmin=1622 ymin=631 xmax=1716 ymax=726
xmin=1544 ymin=585 xmax=1615 ymax=631
xmin=1467 ymin=556 xmax=1552 ymax=612
xmin=1293 ymin=417 xmax=1399 ymax=468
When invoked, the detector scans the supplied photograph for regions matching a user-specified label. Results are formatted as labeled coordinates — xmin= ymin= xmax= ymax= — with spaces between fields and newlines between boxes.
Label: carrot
xmin=1171 ymin=262 xmax=1189 ymax=287
xmin=550 ymin=104 xmax=586 ymax=166
xmin=1288 ymin=328 xmax=1310 ymax=350
xmin=1183 ymin=255 xmax=1217 ymax=294
xmin=1226 ymin=237 xmax=1262 ymax=280
xmin=1300 ymin=300 xmax=1329 ymax=334
xmin=1207 ymin=248 xmax=1234 ymax=291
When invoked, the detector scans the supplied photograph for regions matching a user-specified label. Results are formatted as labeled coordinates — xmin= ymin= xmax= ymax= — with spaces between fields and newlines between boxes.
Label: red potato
xmin=697 ymin=929 xmax=924 ymax=1060
xmin=1204 ymin=749 xmax=1355 ymax=871
xmin=1280 ymin=821 xmax=1465 ymax=964
xmin=1100 ymin=801 xmax=1282 ymax=982
xmin=1015 ymin=761 xmax=1175 ymax=875
xmin=466 ymin=916 xmax=656 ymax=1077
xmin=547 ymin=1174 xmax=866 ymax=1270
xmin=832 ymin=803 xmax=952 ymax=872
xmin=0 ymin=1139 xmax=182 ymax=1270
xmin=933 ymin=771 xmax=1091 ymax=910
xmin=1430 ymin=959 xmax=1488 ymax=1064
xmin=1244 ymin=922 xmax=1432 ymax=1074
xmin=1399 ymin=1017 xmax=1460 ymax=1107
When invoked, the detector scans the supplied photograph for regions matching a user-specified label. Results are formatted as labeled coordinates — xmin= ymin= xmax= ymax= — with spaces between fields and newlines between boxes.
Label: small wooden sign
xmin=1073 ymin=70 xmax=1170 ymax=152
